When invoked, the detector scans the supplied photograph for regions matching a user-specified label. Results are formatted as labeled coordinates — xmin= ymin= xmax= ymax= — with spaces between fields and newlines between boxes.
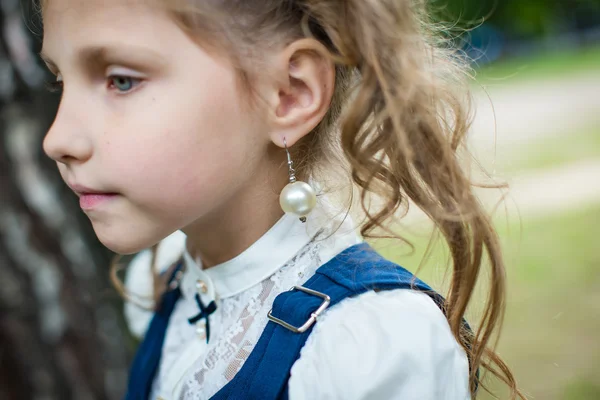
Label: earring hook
xmin=283 ymin=138 xmax=296 ymax=183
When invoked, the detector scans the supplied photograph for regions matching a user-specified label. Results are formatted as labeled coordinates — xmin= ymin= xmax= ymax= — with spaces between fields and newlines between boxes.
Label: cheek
xmin=103 ymin=69 xmax=261 ymax=218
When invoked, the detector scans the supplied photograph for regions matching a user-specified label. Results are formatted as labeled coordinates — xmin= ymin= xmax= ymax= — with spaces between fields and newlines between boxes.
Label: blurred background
xmin=0 ymin=0 xmax=598 ymax=399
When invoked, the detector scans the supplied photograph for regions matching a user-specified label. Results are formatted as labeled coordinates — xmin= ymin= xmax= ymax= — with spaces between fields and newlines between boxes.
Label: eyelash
xmin=45 ymin=81 xmax=63 ymax=93
xmin=107 ymin=75 xmax=142 ymax=93
xmin=43 ymin=75 xmax=143 ymax=94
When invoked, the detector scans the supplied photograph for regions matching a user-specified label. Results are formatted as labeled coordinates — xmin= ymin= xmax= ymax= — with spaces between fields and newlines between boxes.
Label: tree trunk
xmin=0 ymin=2 xmax=134 ymax=399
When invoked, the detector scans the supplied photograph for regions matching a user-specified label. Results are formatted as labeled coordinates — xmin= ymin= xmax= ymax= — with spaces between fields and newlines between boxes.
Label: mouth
xmin=69 ymin=183 xmax=119 ymax=210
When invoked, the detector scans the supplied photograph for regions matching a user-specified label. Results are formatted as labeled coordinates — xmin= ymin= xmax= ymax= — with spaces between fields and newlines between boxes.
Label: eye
xmin=44 ymin=81 xmax=64 ymax=93
xmin=108 ymin=75 xmax=141 ymax=93
xmin=45 ymin=75 xmax=63 ymax=94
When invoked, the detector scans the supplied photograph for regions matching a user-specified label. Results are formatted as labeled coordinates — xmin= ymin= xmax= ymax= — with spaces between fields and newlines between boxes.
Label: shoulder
xmin=123 ymin=230 xmax=187 ymax=338
xmin=288 ymin=289 xmax=471 ymax=400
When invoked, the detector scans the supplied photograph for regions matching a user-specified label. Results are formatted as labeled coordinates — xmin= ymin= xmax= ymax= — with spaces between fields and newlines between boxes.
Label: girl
xmin=39 ymin=0 xmax=523 ymax=399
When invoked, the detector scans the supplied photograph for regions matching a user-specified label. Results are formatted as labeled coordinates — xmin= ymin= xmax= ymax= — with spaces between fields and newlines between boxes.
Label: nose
xmin=43 ymin=102 xmax=93 ymax=165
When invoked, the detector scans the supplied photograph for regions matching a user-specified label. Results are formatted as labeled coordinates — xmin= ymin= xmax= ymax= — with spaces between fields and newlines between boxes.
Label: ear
xmin=264 ymin=38 xmax=335 ymax=148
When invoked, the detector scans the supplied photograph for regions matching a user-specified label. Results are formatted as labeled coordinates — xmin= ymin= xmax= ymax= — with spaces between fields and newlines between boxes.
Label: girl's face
xmin=41 ymin=0 xmax=273 ymax=254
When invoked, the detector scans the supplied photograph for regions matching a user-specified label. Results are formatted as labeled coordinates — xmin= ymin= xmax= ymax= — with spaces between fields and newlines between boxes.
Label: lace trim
xmin=175 ymin=241 xmax=323 ymax=400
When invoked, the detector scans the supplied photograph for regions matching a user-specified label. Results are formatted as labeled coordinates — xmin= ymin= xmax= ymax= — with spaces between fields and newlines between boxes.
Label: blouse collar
xmin=179 ymin=197 xmax=361 ymax=301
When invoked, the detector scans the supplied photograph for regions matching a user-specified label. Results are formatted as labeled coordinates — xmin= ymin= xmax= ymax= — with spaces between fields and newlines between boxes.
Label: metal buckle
xmin=267 ymin=285 xmax=331 ymax=333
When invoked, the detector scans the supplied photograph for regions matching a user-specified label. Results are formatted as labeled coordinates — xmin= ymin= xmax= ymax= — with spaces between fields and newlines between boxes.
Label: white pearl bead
xmin=279 ymin=181 xmax=317 ymax=217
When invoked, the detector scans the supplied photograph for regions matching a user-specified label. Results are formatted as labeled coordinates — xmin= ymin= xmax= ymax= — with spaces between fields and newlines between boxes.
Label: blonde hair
xmin=88 ymin=0 xmax=521 ymax=397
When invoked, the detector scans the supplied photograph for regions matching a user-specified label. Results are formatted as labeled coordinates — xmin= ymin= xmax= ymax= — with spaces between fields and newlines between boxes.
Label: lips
xmin=68 ymin=183 xmax=118 ymax=210
xmin=69 ymin=183 xmax=110 ymax=195
xmin=79 ymin=193 xmax=118 ymax=210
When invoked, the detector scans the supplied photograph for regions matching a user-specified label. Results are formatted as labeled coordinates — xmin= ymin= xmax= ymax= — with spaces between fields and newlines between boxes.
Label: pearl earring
xmin=279 ymin=138 xmax=317 ymax=223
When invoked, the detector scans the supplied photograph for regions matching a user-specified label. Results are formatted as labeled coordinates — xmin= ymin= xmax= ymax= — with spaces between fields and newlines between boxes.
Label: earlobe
xmin=268 ymin=39 xmax=335 ymax=148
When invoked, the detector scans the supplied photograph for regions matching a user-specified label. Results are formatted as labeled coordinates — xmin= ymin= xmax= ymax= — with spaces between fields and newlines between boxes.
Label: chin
xmin=90 ymin=217 xmax=180 ymax=255
xmin=100 ymin=238 xmax=147 ymax=255
xmin=96 ymin=231 xmax=157 ymax=255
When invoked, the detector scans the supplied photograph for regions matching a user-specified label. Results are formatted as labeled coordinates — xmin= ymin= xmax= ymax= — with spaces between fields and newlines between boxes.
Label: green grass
xmin=492 ymin=124 xmax=600 ymax=174
xmin=475 ymin=45 xmax=600 ymax=84
xmin=562 ymin=380 xmax=600 ymax=400
xmin=371 ymin=204 xmax=600 ymax=399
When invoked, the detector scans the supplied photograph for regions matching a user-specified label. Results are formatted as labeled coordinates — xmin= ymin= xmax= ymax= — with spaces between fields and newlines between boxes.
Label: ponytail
xmin=302 ymin=1 xmax=523 ymax=398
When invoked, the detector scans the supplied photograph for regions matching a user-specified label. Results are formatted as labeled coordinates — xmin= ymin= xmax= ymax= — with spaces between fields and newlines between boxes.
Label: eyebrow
xmin=39 ymin=44 xmax=168 ymax=72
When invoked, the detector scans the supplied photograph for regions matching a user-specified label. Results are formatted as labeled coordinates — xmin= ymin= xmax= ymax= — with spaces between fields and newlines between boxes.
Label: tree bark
xmin=0 ymin=2 xmax=134 ymax=399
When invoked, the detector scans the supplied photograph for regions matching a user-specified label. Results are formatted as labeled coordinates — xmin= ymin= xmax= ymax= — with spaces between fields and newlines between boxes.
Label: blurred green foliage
xmin=433 ymin=0 xmax=600 ymax=37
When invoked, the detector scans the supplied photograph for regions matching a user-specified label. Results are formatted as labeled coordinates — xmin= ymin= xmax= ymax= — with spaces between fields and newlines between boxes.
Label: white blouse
xmin=124 ymin=202 xmax=470 ymax=400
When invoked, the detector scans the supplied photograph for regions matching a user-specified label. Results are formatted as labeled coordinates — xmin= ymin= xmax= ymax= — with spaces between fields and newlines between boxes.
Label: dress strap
xmin=212 ymin=242 xmax=443 ymax=400
xmin=124 ymin=260 xmax=184 ymax=400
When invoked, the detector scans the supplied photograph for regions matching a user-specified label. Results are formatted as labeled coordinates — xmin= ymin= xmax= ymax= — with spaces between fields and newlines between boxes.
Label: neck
xmin=185 ymin=199 xmax=285 ymax=270
xmin=182 ymin=162 xmax=288 ymax=270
